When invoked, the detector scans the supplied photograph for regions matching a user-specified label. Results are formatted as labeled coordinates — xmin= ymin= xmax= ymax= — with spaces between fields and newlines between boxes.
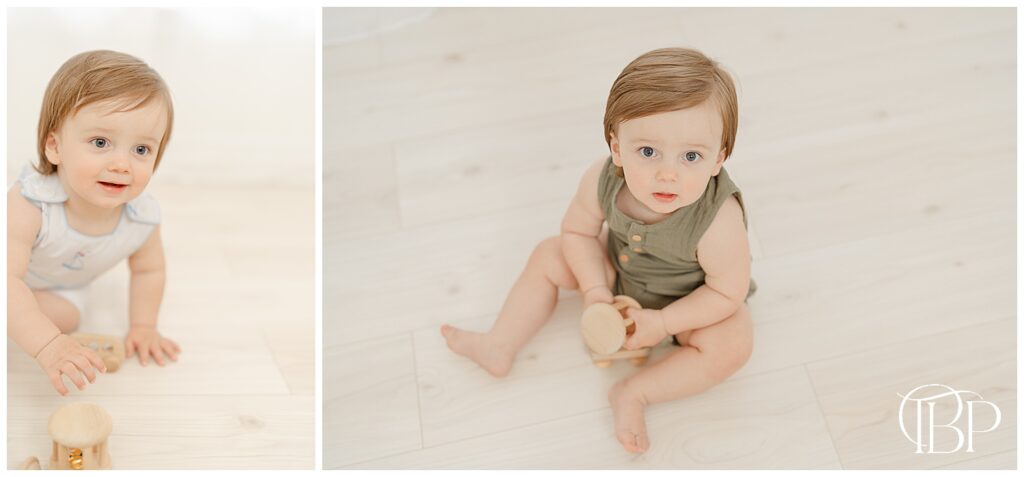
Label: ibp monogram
xmin=897 ymin=384 xmax=1002 ymax=454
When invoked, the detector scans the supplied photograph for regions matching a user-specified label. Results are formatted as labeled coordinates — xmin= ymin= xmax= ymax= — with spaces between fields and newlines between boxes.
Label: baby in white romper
xmin=8 ymin=50 xmax=180 ymax=395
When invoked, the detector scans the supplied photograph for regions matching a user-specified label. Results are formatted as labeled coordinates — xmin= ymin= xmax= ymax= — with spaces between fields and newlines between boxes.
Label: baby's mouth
xmin=98 ymin=181 xmax=128 ymax=192
xmin=652 ymin=192 xmax=677 ymax=203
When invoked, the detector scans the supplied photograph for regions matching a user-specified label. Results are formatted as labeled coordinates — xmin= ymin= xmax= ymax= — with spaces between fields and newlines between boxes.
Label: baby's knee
xmin=528 ymin=236 xmax=576 ymax=287
xmin=532 ymin=236 xmax=561 ymax=257
xmin=693 ymin=312 xmax=753 ymax=379
xmin=725 ymin=327 xmax=754 ymax=372
xmin=698 ymin=341 xmax=750 ymax=385
xmin=719 ymin=330 xmax=753 ymax=380
xmin=527 ymin=237 xmax=559 ymax=270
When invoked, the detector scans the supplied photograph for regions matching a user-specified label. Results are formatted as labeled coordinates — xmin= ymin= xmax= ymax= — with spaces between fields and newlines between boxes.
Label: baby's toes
xmin=440 ymin=325 xmax=464 ymax=346
xmin=440 ymin=324 xmax=455 ymax=339
xmin=617 ymin=430 xmax=643 ymax=453
xmin=636 ymin=430 xmax=650 ymax=452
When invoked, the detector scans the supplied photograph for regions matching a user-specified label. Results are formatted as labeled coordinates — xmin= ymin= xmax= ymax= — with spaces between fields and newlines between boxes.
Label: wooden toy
xmin=47 ymin=402 xmax=113 ymax=470
xmin=71 ymin=333 xmax=125 ymax=372
xmin=580 ymin=295 xmax=651 ymax=367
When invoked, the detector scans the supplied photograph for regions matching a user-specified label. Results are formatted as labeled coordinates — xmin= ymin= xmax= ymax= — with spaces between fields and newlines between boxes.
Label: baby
xmin=442 ymin=48 xmax=755 ymax=453
xmin=8 ymin=50 xmax=180 ymax=396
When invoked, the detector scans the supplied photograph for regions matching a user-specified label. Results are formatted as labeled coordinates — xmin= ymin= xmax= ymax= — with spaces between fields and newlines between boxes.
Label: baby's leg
xmin=32 ymin=290 xmax=81 ymax=334
xmin=608 ymin=304 xmax=753 ymax=453
xmin=442 ymin=235 xmax=590 ymax=377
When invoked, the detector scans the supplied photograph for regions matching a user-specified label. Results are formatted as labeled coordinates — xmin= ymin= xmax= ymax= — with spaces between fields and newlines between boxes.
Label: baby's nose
xmin=108 ymin=154 xmax=130 ymax=172
xmin=655 ymin=167 xmax=677 ymax=181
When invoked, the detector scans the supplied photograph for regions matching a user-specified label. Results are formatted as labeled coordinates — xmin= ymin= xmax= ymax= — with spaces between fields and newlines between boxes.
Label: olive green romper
xmin=597 ymin=157 xmax=756 ymax=315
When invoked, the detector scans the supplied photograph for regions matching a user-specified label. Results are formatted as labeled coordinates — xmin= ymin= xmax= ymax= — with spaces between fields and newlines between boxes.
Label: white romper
xmin=17 ymin=167 xmax=160 ymax=312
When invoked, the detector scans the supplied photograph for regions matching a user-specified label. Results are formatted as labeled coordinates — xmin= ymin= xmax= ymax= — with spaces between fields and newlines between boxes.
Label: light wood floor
xmin=7 ymin=183 xmax=314 ymax=469
xmin=323 ymin=8 xmax=1017 ymax=469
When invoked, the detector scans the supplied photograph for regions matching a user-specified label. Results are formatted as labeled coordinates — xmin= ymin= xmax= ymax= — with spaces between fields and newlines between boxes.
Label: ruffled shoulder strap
xmin=17 ymin=166 xmax=68 ymax=203
xmin=124 ymin=192 xmax=161 ymax=225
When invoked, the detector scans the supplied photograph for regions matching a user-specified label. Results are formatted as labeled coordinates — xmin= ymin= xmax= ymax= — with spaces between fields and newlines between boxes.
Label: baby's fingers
xmin=151 ymin=345 xmax=166 ymax=367
xmin=165 ymin=337 xmax=181 ymax=355
xmin=125 ymin=338 xmax=136 ymax=358
xmin=160 ymin=340 xmax=179 ymax=361
xmin=60 ymin=361 xmax=87 ymax=391
xmin=47 ymin=370 xmax=69 ymax=396
xmin=68 ymin=354 xmax=97 ymax=383
xmin=81 ymin=348 xmax=107 ymax=374
xmin=137 ymin=342 xmax=150 ymax=366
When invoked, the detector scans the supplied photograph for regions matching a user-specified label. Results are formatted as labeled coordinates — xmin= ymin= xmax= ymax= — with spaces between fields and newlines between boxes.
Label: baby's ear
xmin=610 ymin=132 xmax=622 ymax=166
xmin=711 ymin=149 xmax=726 ymax=176
xmin=44 ymin=132 xmax=62 ymax=167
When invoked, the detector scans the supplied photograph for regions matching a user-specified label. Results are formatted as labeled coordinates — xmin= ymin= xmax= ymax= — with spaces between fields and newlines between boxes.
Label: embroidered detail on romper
xmin=62 ymin=251 xmax=86 ymax=271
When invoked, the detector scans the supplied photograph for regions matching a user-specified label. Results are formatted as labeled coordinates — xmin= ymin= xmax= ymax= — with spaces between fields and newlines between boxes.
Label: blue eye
xmin=135 ymin=145 xmax=150 ymax=156
xmin=683 ymin=151 xmax=702 ymax=163
xmin=90 ymin=138 xmax=109 ymax=149
xmin=639 ymin=146 xmax=656 ymax=158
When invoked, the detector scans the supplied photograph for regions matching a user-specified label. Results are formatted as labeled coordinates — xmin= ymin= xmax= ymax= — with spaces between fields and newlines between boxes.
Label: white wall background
xmin=7 ymin=8 xmax=315 ymax=187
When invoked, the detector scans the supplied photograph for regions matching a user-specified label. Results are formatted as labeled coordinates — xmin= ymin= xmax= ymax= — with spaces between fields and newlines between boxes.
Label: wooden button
xmin=633 ymin=247 xmax=643 ymax=253
xmin=631 ymin=234 xmax=642 ymax=242
xmin=619 ymin=254 xmax=629 ymax=263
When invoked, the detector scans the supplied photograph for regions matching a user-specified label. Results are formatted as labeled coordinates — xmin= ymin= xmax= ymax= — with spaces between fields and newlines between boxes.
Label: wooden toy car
xmin=580 ymin=295 xmax=651 ymax=367
xmin=71 ymin=333 xmax=125 ymax=372
xmin=47 ymin=402 xmax=113 ymax=470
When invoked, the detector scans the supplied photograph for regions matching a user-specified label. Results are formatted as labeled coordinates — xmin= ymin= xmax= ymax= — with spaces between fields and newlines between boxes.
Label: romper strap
xmin=124 ymin=192 xmax=161 ymax=225
xmin=17 ymin=166 xmax=68 ymax=204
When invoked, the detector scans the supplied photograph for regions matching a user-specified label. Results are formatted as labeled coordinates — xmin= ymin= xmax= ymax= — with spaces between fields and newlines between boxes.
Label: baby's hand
xmin=125 ymin=327 xmax=180 ymax=366
xmin=34 ymin=334 xmax=107 ymax=395
xmin=582 ymin=286 xmax=615 ymax=308
xmin=623 ymin=308 xmax=669 ymax=350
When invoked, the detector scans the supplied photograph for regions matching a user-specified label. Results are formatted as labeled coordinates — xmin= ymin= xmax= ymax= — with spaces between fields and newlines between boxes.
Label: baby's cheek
xmin=73 ymin=168 xmax=98 ymax=191
xmin=683 ymin=179 xmax=710 ymax=204
xmin=134 ymin=170 xmax=154 ymax=188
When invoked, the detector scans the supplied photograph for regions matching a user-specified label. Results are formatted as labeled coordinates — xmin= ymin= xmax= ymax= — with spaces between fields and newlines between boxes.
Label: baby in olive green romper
xmin=441 ymin=48 xmax=755 ymax=454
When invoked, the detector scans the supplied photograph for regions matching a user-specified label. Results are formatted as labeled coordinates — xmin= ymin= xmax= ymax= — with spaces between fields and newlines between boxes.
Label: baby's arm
xmin=662 ymin=194 xmax=751 ymax=333
xmin=125 ymin=226 xmax=180 ymax=365
xmin=7 ymin=187 xmax=106 ymax=394
xmin=561 ymin=159 xmax=613 ymax=306
xmin=624 ymin=195 xmax=750 ymax=349
xmin=636 ymin=196 xmax=751 ymax=344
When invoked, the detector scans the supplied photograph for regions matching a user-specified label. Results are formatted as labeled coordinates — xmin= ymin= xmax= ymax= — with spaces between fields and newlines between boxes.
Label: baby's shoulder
xmin=697 ymin=194 xmax=746 ymax=246
xmin=581 ymin=157 xmax=608 ymax=188
xmin=715 ymin=193 xmax=743 ymax=218
xmin=574 ymin=157 xmax=610 ymax=213
xmin=708 ymin=194 xmax=744 ymax=228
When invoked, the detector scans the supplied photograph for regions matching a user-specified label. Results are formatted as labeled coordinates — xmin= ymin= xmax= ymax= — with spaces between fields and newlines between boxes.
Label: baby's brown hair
xmin=604 ymin=48 xmax=738 ymax=164
xmin=36 ymin=50 xmax=174 ymax=175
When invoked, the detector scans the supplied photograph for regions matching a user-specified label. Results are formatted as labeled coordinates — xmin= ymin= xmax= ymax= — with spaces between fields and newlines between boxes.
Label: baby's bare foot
xmin=608 ymin=380 xmax=650 ymax=453
xmin=440 ymin=324 xmax=514 ymax=378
